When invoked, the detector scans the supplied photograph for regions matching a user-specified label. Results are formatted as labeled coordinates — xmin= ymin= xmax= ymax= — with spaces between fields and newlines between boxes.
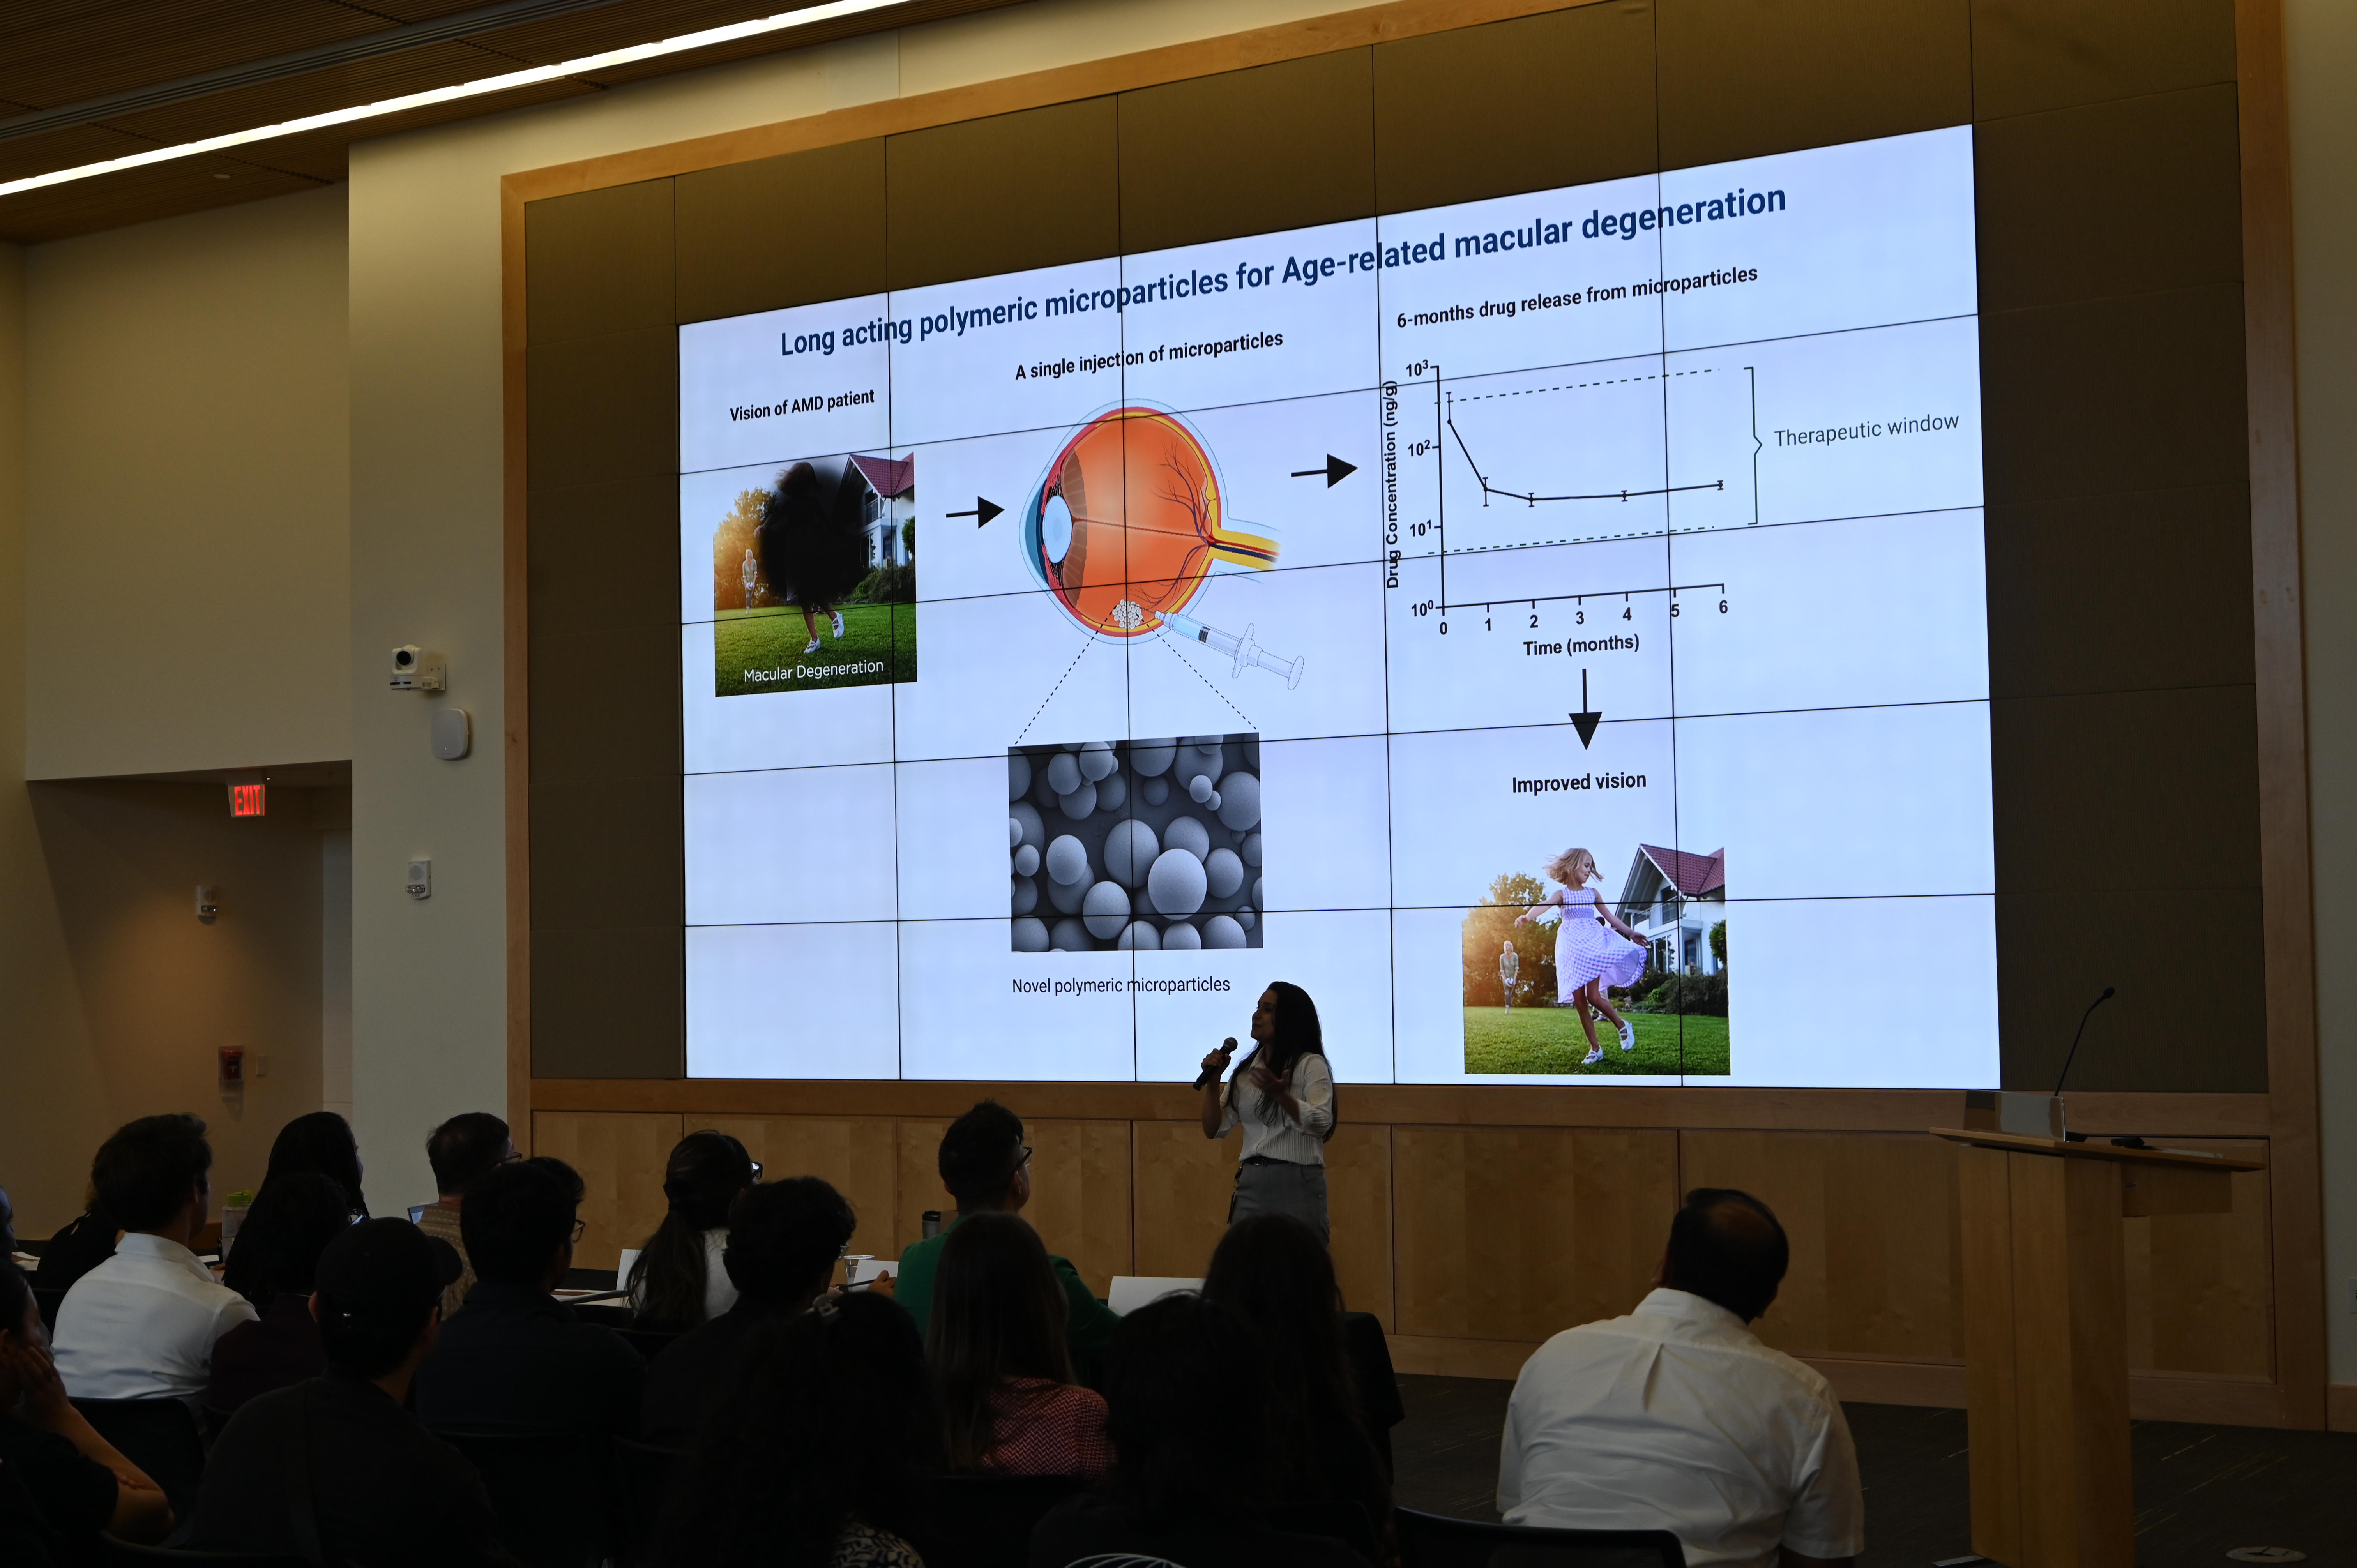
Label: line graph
xmin=1445 ymin=392 xmax=1728 ymax=508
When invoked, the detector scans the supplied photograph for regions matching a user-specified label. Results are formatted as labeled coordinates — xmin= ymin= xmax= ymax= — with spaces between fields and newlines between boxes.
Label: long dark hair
xmin=658 ymin=1293 xmax=940 ymax=1568
xmin=222 ymin=1172 xmax=354 ymax=1307
xmin=267 ymin=1112 xmax=368 ymax=1218
xmin=1203 ymin=1215 xmax=1389 ymax=1508
xmin=929 ymin=1212 xmax=1073 ymax=1472
xmin=1103 ymin=1295 xmax=1270 ymax=1527
xmin=629 ymin=1131 xmax=755 ymax=1330
xmin=1231 ymin=980 xmax=1337 ymax=1140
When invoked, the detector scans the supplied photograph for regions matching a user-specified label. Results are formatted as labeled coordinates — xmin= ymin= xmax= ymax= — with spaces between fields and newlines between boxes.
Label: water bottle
xmin=921 ymin=1210 xmax=942 ymax=1240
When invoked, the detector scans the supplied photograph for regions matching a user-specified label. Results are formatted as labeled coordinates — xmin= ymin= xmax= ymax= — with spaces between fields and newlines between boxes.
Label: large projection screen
xmin=676 ymin=124 xmax=1994 ymax=1089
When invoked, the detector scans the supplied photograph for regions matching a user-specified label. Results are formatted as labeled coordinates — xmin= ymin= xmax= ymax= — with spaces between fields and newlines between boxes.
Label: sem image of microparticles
xmin=1007 ymin=733 xmax=1264 ymax=952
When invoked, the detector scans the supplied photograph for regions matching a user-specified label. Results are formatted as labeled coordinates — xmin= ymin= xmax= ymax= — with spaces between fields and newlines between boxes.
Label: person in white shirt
xmin=1498 ymin=1188 xmax=1863 ymax=1568
xmin=1196 ymin=982 xmax=1338 ymax=1243
xmin=53 ymin=1114 xmax=258 ymax=1407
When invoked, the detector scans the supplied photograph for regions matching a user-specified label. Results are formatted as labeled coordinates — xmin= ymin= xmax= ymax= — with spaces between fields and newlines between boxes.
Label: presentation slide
xmin=677 ymin=125 xmax=1998 ymax=1088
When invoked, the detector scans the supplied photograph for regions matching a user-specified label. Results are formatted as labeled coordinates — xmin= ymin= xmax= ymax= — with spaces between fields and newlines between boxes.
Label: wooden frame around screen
xmin=500 ymin=0 xmax=2327 ymax=1421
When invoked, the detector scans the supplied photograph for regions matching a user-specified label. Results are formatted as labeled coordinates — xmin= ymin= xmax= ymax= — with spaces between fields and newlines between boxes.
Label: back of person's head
xmin=91 ymin=1114 xmax=212 ymax=1234
xmin=1661 ymin=1187 xmax=1790 ymax=1322
xmin=314 ymin=1218 xmax=461 ymax=1378
xmin=1103 ymin=1294 xmax=1270 ymax=1527
xmin=222 ymin=1171 xmax=355 ymax=1307
xmin=461 ymin=1157 xmax=583 ymax=1288
xmin=931 ymin=1211 xmax=1072 ymax=1471
xmin=425 ymin=1112 xmax=511 ymax=1197
xmin=627 ymin=1131 xmax=756 ymax=1331
xmin=266 ymin=1112 xmax=367 ymax=1217
xmin=937 ymin=1100 xmax=1023 ymax=1209
xmin=660 ymin=1292 xmax=940 ymax=1568
xmin=722 ymin=1177 xmax=854 ymax=1306
xmin=1201 ymin=1214 xmax=1360 ymax=1435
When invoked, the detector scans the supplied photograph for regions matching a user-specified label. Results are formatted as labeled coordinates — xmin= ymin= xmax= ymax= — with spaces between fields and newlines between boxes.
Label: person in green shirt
xmin=895 ymin=1101 xmax=1120 ymax=1386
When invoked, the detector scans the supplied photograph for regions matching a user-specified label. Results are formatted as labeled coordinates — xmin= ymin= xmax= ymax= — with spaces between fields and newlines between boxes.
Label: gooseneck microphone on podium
xmin=1194 ymin=1037 xmax=1239 ymax=1089
xmin=2052 ymin=986 xmax=2117 ymax=1097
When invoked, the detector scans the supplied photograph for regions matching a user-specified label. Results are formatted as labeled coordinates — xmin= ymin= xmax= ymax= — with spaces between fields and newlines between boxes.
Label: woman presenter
xmin=1197 ymin=982 xmax=1337 ymax=1243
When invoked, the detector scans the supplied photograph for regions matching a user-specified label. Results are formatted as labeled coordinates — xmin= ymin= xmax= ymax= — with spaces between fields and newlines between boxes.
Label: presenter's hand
xmin=1200 ymin=1044 xmax=1235 ymax=1075
xmin=1245 ymin=1063 xmax=1292 ymax=1094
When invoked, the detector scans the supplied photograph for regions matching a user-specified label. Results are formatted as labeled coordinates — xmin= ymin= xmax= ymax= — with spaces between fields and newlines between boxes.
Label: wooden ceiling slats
xmin=0 ymin=3 xmax=389 ymax=110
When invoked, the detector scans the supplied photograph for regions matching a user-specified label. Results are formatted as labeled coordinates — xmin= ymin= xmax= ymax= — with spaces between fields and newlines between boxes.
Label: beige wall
xmin=21 ymin=184 xmax=350 ymax=780
xmin=2287 ymin=0 xmax=2357 ymax=1388
xmin=343 ymin=0 xmax=1367 ymax=1215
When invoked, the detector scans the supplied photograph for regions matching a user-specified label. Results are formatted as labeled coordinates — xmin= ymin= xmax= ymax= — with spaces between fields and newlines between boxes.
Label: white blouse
xmin=1215 ymin=1051 xmax=1336 ymax=1166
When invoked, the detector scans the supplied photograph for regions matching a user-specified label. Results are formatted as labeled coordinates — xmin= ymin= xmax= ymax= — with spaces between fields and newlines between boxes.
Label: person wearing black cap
xmin=186 ymin=1218 xmax=515 ymax=1566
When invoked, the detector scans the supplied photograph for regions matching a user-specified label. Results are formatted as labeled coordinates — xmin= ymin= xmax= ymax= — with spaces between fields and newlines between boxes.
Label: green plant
xmin=1650 ymin=969 xmax=1728 ymax=1016
xmin=1461 ymin=872 xmax=1556 ymax=1006
xmin=1710 ymin=919 xmax=1726 ymax=966
xmin=850 ymin=562 xmax=915 ymax=604
xmin=901 ymin=517 xmax=915 ymax=559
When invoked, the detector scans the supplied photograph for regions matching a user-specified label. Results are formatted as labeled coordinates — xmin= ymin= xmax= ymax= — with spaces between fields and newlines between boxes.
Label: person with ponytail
xmin=1196 ymin=981 xmax=1338 ymax=1243
xmin=627 ymin=1131 xmax=758 ymax=1332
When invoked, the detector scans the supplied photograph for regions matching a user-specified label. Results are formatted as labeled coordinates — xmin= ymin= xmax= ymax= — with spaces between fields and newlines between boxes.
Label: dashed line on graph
xmin=1013 ymin=636 xmax=1097 ymax=743
xmin=1162 ymin=637 xmax=1256 ymax=731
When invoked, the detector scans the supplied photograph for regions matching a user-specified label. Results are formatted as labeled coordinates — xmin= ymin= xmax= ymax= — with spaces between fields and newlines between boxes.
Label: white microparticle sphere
xmin=1188 ymin=773 xmax=1213 ymax=803
xmin=1035 ymin=771 xmax=1063 ymax=810
xmin=1205 ymin=791 xmax=1221 ymax=812
xmin=1009 ymin=817 xmax=1023 ymax=848
xmin=1010 ymin=802 xmax=1046 ymax=853
xmin=1046 ymin=752 xmax=1081 ymax=796
xmin=1148 ymin=848 xmax=1208 ymax=916
xmin=1011 ymin=876 xmax=1038 ymax=915
xmin=1082 ymin=880 xmax=1131 ymax=939
xmin=1117 ymin=919 xmax=1161 ymax=951
xmin=1050 ymin=917 xmax=1091 ymax=952
xmin=1042 ymin=494 xmax=1074 ymax=564
xmin=1097 ymin=772 xmax=1128 ymax=811
xmin=1216 ymin=771 xmax=1261 ymax=831
xmin=1205 ymin=847 xmax=1244 ymax=898
xmin=1163 ymin=815 xmax=1210 ymax=862
xmin=1013 ymin=844 xmax=1041 ymax=877
xmin=1128 ymin=739 xmax=1177 ymax=776
xmin=1240 ymin=832 xmax=1262 ymax=867
xmin=1008 ymin=752 xmax=1032 ymax=800
xmin=1047 ymin=873 xmax=1088 ymax=914
xmin=1012 ymin=916 xmax=1049 ymax=952
xmin=1202 ymin=915 xmax=1246 ymax=949
xmin=1236 ymin=908 xmax=1256 ymax=931
xmin=1044 ymin=835 xmax=1090 ymax=885
xmin=1078 ymin=741 xmax=1117 ymax=781
xmin=1060 ymin=779 xmax=1097 ymax=821
xmin=1253 ymin=876 xmax=1263 ymax=911
xmin=1182 ymin=732 xmax=1223 ymax=749
xmin=1140 ymin=776 xmax=1170 ymax=806
xmin=1180 ymin=737 xmax=1224 ymax=777
xmin=1103 ymin=819 xmax=1161 ymax=887
xmin=1161 ymin=920 xmax=1203 ymax=951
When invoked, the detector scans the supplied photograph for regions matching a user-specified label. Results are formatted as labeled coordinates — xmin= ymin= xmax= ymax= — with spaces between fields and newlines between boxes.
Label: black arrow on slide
xmin=947 ymin=497 xmax=1004 ymax=528
xmin=1290 ymin=454 xmax=1358 ymax=487
xmin=1570 ymin=669 xmax=1603 ymax=749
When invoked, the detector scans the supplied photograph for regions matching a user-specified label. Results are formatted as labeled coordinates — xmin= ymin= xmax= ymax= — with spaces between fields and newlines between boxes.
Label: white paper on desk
xmin=617 ymin=1248 xmax=641 ymax=1289
xmin=848 ymin=1258 xmax=900 ymax=1285
xmin=1108 ymin=1276 xmax=1203 ymax=1315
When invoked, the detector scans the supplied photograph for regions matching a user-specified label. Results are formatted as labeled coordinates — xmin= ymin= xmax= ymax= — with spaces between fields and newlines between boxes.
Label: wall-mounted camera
xmin=389 ymin=645 xmax=447 ymax=692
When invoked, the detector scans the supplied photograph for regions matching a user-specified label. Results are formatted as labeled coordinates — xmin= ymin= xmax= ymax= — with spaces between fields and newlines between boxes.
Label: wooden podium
xmin=1932 ymin=1129 xmax=2263 ymax=1568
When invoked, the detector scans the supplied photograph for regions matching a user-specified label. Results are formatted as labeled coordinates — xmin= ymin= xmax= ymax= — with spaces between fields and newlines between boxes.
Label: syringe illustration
xmin=1160 ymin=612 xmax=1305 ymax=690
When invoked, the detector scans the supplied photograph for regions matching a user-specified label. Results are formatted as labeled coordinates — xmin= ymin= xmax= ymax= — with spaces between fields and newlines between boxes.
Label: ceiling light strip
xmin=0 ymin=0 xmax=906 ymax=199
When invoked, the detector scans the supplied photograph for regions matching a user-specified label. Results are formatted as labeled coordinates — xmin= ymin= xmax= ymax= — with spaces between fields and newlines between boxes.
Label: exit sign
xmin=228 ymin=782 xmax=267 ymax=818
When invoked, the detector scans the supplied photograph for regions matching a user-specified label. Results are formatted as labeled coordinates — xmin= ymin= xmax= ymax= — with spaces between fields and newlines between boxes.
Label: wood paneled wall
xmin=535 ymin=1107 xmax=2280 ymax=1420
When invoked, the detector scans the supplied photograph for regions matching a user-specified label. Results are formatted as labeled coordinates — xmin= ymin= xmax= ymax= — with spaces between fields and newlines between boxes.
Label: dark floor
xmin=1389 ymin=1376 xmax=2355 ymax=1568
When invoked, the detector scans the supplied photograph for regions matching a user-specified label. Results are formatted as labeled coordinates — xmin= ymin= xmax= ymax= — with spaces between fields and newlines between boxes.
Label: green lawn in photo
xmin=714 ymin=603 xmax=915 ymax=696
xmin=1462 ymin=1007 xmax=1731 ymax=1076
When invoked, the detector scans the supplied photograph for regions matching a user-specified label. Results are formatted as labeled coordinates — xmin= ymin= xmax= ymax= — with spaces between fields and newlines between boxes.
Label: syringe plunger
xmin=1161 ymin=613 xmax=1305 ymax=690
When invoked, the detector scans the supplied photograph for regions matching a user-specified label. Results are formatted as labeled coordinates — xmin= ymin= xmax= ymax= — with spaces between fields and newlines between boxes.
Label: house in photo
xmin=848 ymin=454 xmax=915 ymax=569
xmin=1614 ymin=844 xmax=1726 ymax=976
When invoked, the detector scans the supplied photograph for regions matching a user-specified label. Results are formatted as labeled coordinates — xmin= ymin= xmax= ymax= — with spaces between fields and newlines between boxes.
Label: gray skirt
xmin=1229 ymin=1158 xmax=1330 ymax=1243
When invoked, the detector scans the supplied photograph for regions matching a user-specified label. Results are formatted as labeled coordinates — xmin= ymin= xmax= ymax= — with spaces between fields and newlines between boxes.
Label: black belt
xmin=1240 ymin=1155 xmax=1302 ymax=1167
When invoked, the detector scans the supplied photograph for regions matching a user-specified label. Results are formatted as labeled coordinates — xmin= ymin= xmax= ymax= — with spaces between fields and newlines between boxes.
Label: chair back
xmin=922 ymin=1473 xmax=1087 ymax=1568
xmin=1395 ymin=1508 xmax=1685 ymax=1568
xmin=611 ymin=1437 xmax=685 ymax=1566
xmin=97 ymin=1534 xmax=306 ymax=1566
xmin=617 ymin=1328 xmax=681 ymax=1365
xmin=431 ymin=1428 xmax=617 ymax=1568
xmin=1271 ymin=1497 xmax=1382 ymax=1563
xmin=71 ymin=1399 xmax=207 ymax=1520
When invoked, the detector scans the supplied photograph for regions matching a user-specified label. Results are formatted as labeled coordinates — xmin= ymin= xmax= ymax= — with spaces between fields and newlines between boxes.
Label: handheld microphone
xmin=1193 ymin=1037 xmax=1239 ymax=1090
xmin=2051 ymin=987 xmax=2116 ymax=1097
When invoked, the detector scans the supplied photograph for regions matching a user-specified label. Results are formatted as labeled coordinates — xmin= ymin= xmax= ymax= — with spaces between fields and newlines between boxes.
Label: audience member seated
xmin=30 ymin=1188 xmax=116 ymax=1298
xmin=264 ymin=1111 xmax=371 ymax=1218
xmin=658 ymin=1292 xmax=940 ymax=1568
xmin=0 ymin=1261 xmax=174 ymax=1555
xmin=414 ymin=1156 xmax=643 ymax=1436
xmin=1498 ymin=1188 xmax=1863 ymax=1568
xmin=627 ymin=1130 xmax=757 ymax=1331
xmin=933 ymin=1211 xmax=1108 ymax=1481
xmin=0 ymin=1184 xmax=14 ymax=1256
xmin=641 ymin=1176 xmax=854 ymax=1448
xmin=210 ymin=1171 xmax=353 ymax=1414
xmin=53 ymin=1114 xmax=257 ymax=1406
xmin=1203 ymin=1215 xmax=1392 ymax=1544
xmin=188 ymin=1218 xmax=516 ymax=1565
xmin=896 ymin=1102 xmax=1120 ymax=1383
xmin=1030 ymin=1294 xmax=1365 ymax=1568
xmin=417 ymin=1111 xmax=512 ymax=1321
